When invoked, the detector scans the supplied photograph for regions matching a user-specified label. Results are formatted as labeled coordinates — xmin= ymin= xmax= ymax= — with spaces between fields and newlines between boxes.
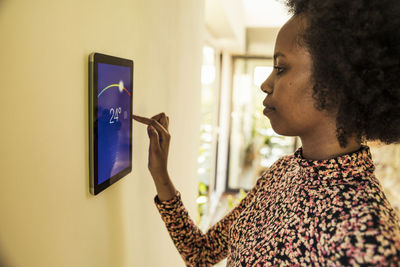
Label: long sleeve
xmin=152 ymin=146 xmax=400 ymax=266
xmin=153 ymin=177 xmax=266 ymax=266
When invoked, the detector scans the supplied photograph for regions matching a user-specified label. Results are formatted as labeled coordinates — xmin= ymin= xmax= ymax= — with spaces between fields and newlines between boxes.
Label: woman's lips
xmin=263 ymin=105 xmax=275 ymax=115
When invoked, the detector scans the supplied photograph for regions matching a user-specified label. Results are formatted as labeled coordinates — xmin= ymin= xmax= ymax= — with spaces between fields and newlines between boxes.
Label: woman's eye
xmin=274 ymin=66 xmax=284 ymax=75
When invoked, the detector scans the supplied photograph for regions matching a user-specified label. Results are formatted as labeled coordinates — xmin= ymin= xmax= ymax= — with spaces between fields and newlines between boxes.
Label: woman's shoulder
xmin=258 ymin=154 xmax=298 ymax=186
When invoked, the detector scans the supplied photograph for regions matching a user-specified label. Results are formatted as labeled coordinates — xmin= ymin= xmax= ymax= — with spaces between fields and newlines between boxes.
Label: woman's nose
xmin=260 ymin=74 xmax=273 ymax=94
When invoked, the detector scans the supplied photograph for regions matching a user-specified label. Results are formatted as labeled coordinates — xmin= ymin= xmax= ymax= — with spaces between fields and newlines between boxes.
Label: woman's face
xmin=261 ymin=15 xmax=334 ymax=138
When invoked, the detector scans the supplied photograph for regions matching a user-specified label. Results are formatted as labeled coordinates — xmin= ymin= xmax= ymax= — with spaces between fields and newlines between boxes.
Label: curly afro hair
xmin=284 ymin=0 xmax=400 ymax=148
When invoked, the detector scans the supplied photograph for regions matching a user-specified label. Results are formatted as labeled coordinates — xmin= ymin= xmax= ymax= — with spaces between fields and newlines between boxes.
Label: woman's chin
xmin=267 ymin=118 xmax=295 ymax=137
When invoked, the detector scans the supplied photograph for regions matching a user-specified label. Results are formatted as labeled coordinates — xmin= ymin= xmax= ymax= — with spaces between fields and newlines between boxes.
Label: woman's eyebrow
xmin=273 ymin=52 xmax=286 ymax=60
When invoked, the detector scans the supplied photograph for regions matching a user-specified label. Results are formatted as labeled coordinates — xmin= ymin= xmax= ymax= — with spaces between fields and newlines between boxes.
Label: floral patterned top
xmin=154 ymin=145 xmax=400 ymax=266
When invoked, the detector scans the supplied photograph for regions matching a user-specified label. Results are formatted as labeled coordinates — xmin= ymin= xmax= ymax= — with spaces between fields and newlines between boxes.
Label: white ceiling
xmin=242 ymin=0 xmax=291 ymax=27
xmin=204 ymin=0 xmax=291 ymax=52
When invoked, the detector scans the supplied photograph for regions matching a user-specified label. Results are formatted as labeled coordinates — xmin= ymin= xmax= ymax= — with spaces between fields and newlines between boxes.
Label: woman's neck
xmin=300 ymin=135 xmax=361 ymax=160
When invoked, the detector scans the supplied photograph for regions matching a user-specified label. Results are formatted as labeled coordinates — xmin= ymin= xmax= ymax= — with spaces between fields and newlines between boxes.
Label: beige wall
xmin=0 ymin=0 xmax=204 ymax=266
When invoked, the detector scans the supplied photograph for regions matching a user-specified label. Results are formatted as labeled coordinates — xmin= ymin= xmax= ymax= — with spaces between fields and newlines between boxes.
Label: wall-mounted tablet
xmin=89 ymin=52 xmax=133 ymax=195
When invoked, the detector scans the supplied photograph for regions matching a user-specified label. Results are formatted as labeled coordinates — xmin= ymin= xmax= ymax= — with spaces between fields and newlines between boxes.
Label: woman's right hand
xmin=132 ymin=112 xmax=170 ymax=180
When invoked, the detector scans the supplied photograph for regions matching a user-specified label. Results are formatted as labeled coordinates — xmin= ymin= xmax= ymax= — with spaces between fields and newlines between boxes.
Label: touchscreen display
xmin=97 ymin=63 xmax=131 ymax=185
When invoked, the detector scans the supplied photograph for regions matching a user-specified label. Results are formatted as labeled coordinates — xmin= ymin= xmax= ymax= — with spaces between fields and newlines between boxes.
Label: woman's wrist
xmin=153 ymin=171 xmax=178 ymax=201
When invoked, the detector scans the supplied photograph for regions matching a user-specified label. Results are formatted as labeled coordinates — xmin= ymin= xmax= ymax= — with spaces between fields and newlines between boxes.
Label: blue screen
xmin=97 ymin=63 xmax=131 ymax=185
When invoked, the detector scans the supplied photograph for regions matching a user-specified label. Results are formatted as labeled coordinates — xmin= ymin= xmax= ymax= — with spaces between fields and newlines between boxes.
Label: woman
xmin=133 ymin=0 xmax=400 ymax=265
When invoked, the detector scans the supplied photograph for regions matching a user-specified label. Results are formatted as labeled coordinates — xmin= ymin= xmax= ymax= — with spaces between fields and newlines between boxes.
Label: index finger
xmin=132 ymin=114 xmax=152 ymax=125
xmin=132 ymin=113 xmax=168 ymax=136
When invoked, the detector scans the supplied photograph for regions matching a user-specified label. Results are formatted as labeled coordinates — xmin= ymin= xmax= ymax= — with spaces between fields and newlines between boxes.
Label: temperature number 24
xmin=109 ymin=107 xmax=122 ymax=124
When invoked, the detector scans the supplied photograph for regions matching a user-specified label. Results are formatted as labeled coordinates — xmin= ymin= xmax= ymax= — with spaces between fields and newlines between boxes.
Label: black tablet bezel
xmin=89 ymin=52 xmax=133 ymax=195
